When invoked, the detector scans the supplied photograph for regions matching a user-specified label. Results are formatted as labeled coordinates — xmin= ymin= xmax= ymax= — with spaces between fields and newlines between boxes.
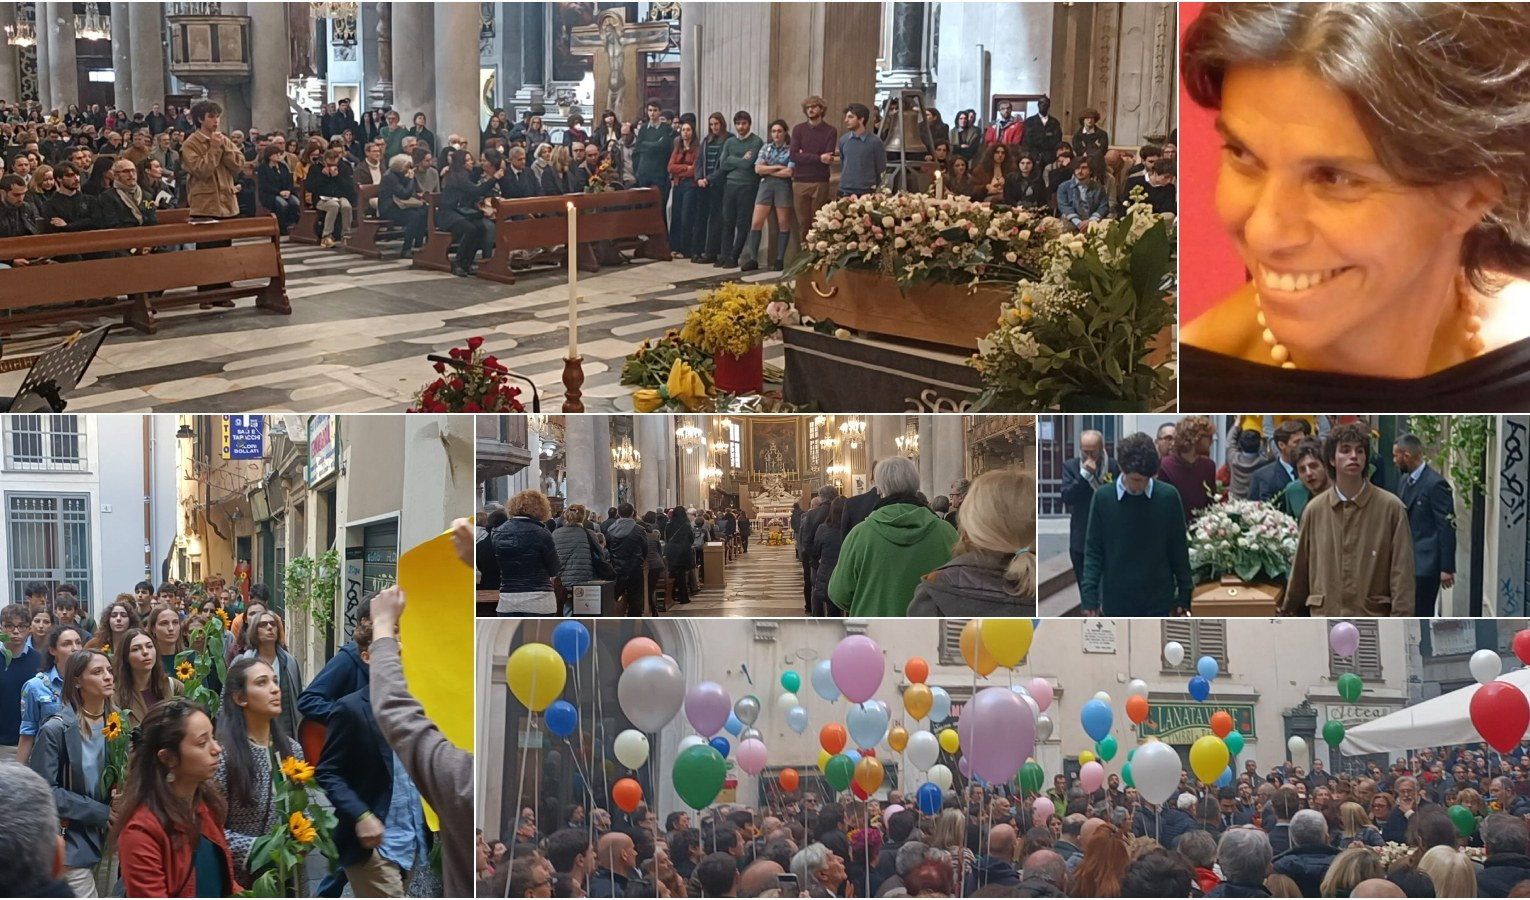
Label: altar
xmin=748 ymin=442 xmax=800 ymax=545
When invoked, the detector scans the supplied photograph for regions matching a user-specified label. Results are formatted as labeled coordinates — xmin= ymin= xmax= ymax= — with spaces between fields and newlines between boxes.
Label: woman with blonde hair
xmin=1319 ymin=846 xmax=1385 ymax=897
xmin=908 ymin=468 xmax=1037 ymax=617
xmin=1334 ymin=800 xmax=1384 ymax=848
xmin=929 ymin=808 xmax=976 ymax=890
xmin=492 ymin=489 xmax=561 ymax=616
xmin=1417 ymin=844 xmax=1476 ymax=897
xmin=542 ymin=145 xmax=574 ymax=195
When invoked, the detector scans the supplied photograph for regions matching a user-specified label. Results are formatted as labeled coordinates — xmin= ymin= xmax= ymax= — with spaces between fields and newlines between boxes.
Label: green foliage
xmin=1409 ymin=415 xmax=1493 ymax=509
xmin=282 ymin=550 xmax=342 ymax=632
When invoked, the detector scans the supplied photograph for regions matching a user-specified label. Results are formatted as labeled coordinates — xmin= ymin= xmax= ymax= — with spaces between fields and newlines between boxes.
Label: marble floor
xmin=681 ymin=543 xmax=807 ymax=618
xmin=0 ymin=240 xmax=785 ymax=413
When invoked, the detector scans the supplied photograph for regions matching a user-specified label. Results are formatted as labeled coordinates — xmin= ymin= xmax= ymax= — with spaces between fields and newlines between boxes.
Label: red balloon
xmin=613 ymin=778 xmax=644 ymax=814
xmin=1126 ymin=696 xmax=1150 ymax=726
xmin=1209 ymin=711 xmax=1234 ymax=738
xmin=852 ymin=781 xmax=870 ymax=800
xmin=1471 ymin=682 xmax=1530 ymax=753
xmin=820 ymin=723 xmax=848 ymax=755
xmin=906 ymin=657 xmax=930 ymax=684
xmin=779 ymin=768 xmax=800 ymax=793
xmin=1515 ymin=630 xmax=1530 ymax=666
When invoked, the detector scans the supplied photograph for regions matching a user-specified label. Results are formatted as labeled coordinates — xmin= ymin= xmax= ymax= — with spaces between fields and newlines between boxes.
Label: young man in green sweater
xmin=633 ymin=99 xmax=676 ymax=219
xmin=715 ymin=110 xmax=764 ymax=268
xmin=1081 ymin=432 xmax=1193 ymax=617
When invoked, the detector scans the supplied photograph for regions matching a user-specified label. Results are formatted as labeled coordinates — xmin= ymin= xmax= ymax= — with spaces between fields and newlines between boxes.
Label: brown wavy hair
xmin=1173 ymin=415 xmax=1215 ymax=457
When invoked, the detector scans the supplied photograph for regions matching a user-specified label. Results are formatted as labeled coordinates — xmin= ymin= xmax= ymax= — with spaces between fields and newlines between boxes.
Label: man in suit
xmin=1393 ymin=433 xmax=1456 ymax=618
xmin=841 ymin=461 xmax=882 ymax=537
xmin=499 ymin=145 xmax=541 ymax=199
xmin=798 ymin=485 xmax=838 ymax=615
xmin=1250 ymin=420 xmax=1309 ymax=503
xmin=1021 ymin=96 xmax=1064 ymax=167
xmin=1060 ymin=430 xmax=1120 ymax=586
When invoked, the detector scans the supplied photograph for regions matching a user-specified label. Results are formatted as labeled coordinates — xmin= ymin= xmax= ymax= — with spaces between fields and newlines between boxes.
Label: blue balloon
xmin=812 ymin=659 xmax=841 ymax=702
xmin=929 ymin=686 xmax=953 ymax=723
xmin=1196 ymin=655 xmax=1219 ymax=681
xmin=848 ymin=702 xmax=891 ymax=748
xmin=551 ymin=620 xmax=591 ymax=665
xmin=1215 ymin=765 xmax=1233 ymax=788
xmin=1188 ymin=676 xmax=1211 ymax=702
xmin=724 ymin=712 xmax=744 ymax=736
xmin=544 ymin=700 xmax=578 ymax=738
xmin=710 ymin=736 xmax=732 ymax=758
xmin=917 ymin=782 xmax=943 ymax=814
xmin=1032 ymin=619 xmax=1041 ymax=630
xmin=786 ymin=706 xmax=809 ymax=734
xmin=1081 ymin=699 xmax=1113 ymax=742
xmin=845 ymin=749 xmax=862 ymax=766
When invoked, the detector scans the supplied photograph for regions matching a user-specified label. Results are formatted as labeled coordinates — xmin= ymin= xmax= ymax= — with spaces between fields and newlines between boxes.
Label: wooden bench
xmin=412 ymin=193 xmax=454 ymax=273
xmin=475 ymin=187 xmax=672 ymax=285
xmin=0 ymin=217 xmax=290 ymax=335
xmin=346 ymin=183 xmax=408 ymax=259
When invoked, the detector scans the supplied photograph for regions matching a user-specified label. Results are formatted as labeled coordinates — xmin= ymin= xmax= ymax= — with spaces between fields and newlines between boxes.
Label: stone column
xmin=930 ymin=415 xmax=967 ymax=503
xmin=390 ymin=1 xmax=433 ymax=122
xmin=635 ymin=415 xmax=668 ymax=513
xmin=248 ymin=1 xmax=288 ymax=132
xmin=518 ymin=1 xmax=544 ymax=93
xmin=110 ymin=3 xmax=133 ymax=110
xmin=45 ymin=2 xmax=76 ymax=116
xmin=432 ymin=0 xmax=478 ymax=148
xmin=882 ymin=0 xmax=934 ymax=94
xmin=0 ymin=4 xmax=19 ymax=104
xmin=867 ymin=415 xmax=901 ymax=472
xmin=129 ymin=2 xmax=167 ymax=114
xmin=36 ymin=2 xmax=51 ymax=110
xmin=366 ymin=1 xmax=391 ymax=108
xmin=565 ymin=416 xmax=612 ymax=513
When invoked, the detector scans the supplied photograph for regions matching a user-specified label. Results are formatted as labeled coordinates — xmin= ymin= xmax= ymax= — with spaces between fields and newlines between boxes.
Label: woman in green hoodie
xmin=829 ymin=457 xmax=958 ymax=617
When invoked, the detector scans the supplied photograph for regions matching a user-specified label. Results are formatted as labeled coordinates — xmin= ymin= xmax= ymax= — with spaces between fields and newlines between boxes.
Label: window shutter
xmin=940 ymin=619 xmax=968 ymax=667
xmin=1196 ymin=620 xmax=1229 ymax=673
xmin=1162 ymin=620 xmax=1195 ymax=674
xmin=1330 ymin=620 xmax=1384 ymax=680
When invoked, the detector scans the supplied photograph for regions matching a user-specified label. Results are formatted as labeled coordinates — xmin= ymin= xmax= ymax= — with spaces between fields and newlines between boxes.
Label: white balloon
xmin=614 ymin=729 xmax=650 ymax=769
xmin=928 ymin=763 xmax=954 ymax=791
xmin=1288 ymin=736 xmax=1308 ymax=765
xmin=1164 ymin=641 xmax=1185 ymax=667
xmin=678 ymin=734 xmax=706 ymax=751
xmin=1093 ymin=691 xmax=1112 ymax=705
xmin=1127 ymin=679 xmax=1150 ymax=699
xmin=1471 ymin=649 xmax=1504 ymax=685
xmin=1132 ymin=740 xmax=1183 ymax=805
xmin=907 ymin=729 xmax=941 ymax=770
xmin=779 ymin=691 xmax=800 ymax=710
xmin=1035 ymin=714 xmax=1053 ymax=743
xmin=1018 ymin=691 xmax=1040 ymax=726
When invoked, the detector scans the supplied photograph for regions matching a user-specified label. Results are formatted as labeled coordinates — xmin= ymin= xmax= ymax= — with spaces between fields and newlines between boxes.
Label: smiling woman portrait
xmin=1178 ymin=3 xmax=1530 ymax=410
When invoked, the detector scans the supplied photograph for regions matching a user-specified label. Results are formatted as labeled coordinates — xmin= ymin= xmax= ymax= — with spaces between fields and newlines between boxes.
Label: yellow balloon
xmin=1189 ymin=734 xmax=1231 ymax=784
xmin=981 ymin=618 xmax=1035 ymax=668
xmin=818 ymin=749 xmax=833 ymax=773
xmin=904 ymin=684 xmax=934 ymax=720
xmin=505 ymin=643 xmax=567 ymax=712
xmin=1078 ymin=750 xmax=1096 ymax=766
xmin=855 ymin=756 xmax=886 ymax=793
xmin=959 ymin=620 xmax=999 ymax=676
xmin=939 ymin=728 xmax=960 ymax=754
xmin=888 ymin=725 xmax=909 ymax=753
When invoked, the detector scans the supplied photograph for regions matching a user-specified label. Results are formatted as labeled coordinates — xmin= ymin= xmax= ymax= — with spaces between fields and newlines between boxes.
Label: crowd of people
xmin=1063 ymin=416 xmax=1451 ymax=619
xmin=478 ymin=457 xmax=1036 ymax=619
xmin=482 ymin=747 xmax=1530 ymax=898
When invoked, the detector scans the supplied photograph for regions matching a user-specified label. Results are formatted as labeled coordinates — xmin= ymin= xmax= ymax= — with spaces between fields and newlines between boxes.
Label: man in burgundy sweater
xmin=790 ymin=96 xmax=838 ymax=248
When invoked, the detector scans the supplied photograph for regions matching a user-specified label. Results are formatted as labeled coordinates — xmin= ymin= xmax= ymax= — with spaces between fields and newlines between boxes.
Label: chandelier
xmin=76 ymin=3 xmax=109 ymax=41
xmin=712 ymin=417 xmax=733 ymax=460
xmin=675 ymin=417 xmax=705 ymax=455
xmin=309 ymin=1 xmax=359 ymax=20
xmin=839 ymin=416 xmax=866 ymax=449
xmin=5 ymin=18 xmax=37 ymax=47
xmin=612 ymin=436 xmax=641 ymax=471
xmin=700 ymin=464 xmax=723 ymax=489
xmin=818 ymin=436 xmax=839 ymax=452
xmin=897 ymin=420 xmax=920 ymax=459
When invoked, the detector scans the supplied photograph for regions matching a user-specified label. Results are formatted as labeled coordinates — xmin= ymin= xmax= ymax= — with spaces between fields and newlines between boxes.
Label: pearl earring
xmin=167 ymin=770 xmax=176 ymax=783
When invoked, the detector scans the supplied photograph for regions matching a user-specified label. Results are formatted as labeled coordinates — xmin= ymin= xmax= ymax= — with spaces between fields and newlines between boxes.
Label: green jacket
xmin=719 ymin=133 xmax=765 ymax=189
xmin=633 ymin=121 xmax=675 ymax=182
xmin=829 ymin=501 xmax=958 ymax=617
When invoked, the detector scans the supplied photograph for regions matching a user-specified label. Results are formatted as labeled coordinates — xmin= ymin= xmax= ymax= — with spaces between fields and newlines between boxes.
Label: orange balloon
xmin=820 ymin=722 xmax=848 ymax=755
xmin=613 ymin=777 xmax=643 ymax=813
xmin=621 ymin=637 xmax=662 ymax=668
xmin=1210 ymin=710 xmax=1234 ymax=738
xmin=1126 ymin=695 xmax=1150 ymax=725
xmin=779 ymin=767 xmax=800 ymax=793
xmin=959 ymin=620 xmax=999 ymax=676
xmin=855 ymin=756 xmax=886 ymax=793
xmin=906 ymin=657 xmax=930 ymax=684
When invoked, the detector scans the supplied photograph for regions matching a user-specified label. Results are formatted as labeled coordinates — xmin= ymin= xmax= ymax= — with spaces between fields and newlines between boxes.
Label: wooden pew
xmin=0 ymin=217 xmax=290 ymax=335
xmin=412 ymin=193 xmax=454 ymax=273
xmin=346 ymin=183 xmax=407 ymax=259
xmin=475 ymin=187 xmax=672 ymax=285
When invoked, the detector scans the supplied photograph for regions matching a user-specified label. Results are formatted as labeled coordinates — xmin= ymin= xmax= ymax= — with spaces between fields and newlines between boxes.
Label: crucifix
xmin=569 ymin=8 xmax=671 ymax=125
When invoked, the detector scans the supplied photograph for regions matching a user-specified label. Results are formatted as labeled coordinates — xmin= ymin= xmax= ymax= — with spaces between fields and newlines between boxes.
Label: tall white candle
xmin=567 ymin=201 xmax=578 ymax=359
xmin=934 ymin=169 xmax=944 ymax=200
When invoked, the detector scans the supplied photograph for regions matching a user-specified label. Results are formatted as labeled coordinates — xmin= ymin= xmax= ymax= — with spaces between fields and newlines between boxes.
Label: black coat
xmin=540 ymin=165 xmax=574 ymax=196
xmin=810 ymin=524 xmax=845 ymax=608
xmin=314 ymin=686 xmax=429 ymax=869
xmin=437 ymin=169 xmax=496 ymax=230
xmin=841 ymin=488 xmax=879 ymax=537
xmin=1271 ymin=844 xmax=1340 ymax=898
xmin=378 ymin=169 xmax=420 ymax=221
xmin=93 ymin=188 xmax=158 ymax=229
xmin=1479 ymin=852 xmax=1530 ymax=898
xmin=255 ymin=160 xmax=296 ymax=210
xmin=1022 ymin=114 xmax=1064 ymax=161
xmin=1399 ymin=463 xmax=1456 ymax=578
xmin=605 ymin=518 xmax=651 ymax=580
xmin=41 ymin=189 xmax=98 ymax=231
xmin=1061 ymin=456 xmax=1120 ymax=553
xmin=499 ymin=164 xmax=541 ymax=200
xmin=491 ymin=516 xmax=560 ymax=593
xmin=1248 ymin=459 xmax=1293 ymax=503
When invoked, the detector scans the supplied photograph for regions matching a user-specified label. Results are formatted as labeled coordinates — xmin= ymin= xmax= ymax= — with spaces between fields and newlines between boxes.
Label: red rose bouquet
xmin=409 ymin=336 xmax=526 ymax=413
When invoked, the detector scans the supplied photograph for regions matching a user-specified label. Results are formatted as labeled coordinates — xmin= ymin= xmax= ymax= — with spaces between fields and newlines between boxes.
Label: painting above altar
xmin=748 ymin=419 xmax=799 ymax=475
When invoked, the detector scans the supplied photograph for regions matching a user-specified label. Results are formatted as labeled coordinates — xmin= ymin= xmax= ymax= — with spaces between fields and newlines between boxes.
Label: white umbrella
xmin=1340 ymin=667 xmax=1530 ymax=756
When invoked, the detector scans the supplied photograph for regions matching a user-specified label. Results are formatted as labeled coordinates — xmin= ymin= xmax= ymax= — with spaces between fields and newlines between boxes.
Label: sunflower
xmin=102 ymin=711 xmax=123 ymax=742
xmin=279 ymin=756 xmax=316 ymax=784
xmin=100 ymin=643 xmax=111 ymax=658
xmin=175 ymin=660 xmax=195 ymax=681
xmin=214 ymin=607 xmax=230 ymax=628
xmin=288 ymin=811 xmax=318 ymax=844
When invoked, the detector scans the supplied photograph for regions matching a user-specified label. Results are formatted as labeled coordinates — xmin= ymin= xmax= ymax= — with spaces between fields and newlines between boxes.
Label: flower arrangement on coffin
xmin=1187 ymin=499 xmax=1299 ymax=584
xmin=410 ymin=336 xmax=525 ymax=413
xmin=1376 ymin=842 xmax=1484 ymax=869
xmin=969 ymin=202 xmax=1176 ymax=411
xmin=243 ymin=756 xmax=340 ymax=897
xmin=174 ymin=615 xmax=229 ymax=718
xmin=678 ymin=282 xmax=795 ymax=394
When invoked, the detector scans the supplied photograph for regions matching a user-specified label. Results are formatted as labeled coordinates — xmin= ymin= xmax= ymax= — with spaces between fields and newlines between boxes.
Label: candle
xmin=934 ymin=169 xmax=944 ymax=200
xmin=567 ymin=200 xmax=578 ymax=359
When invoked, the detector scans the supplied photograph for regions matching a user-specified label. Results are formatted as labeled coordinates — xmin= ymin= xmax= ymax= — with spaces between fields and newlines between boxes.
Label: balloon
xmin=845 ymin=749 xmax=862 ymax=766
xmin=737 ymin=738 xmax=769 ymax=775
xmin=907 ymin=730 xmax=941 ymax=770
xmin=506 ymin=643 xmax=566 ymax=712
xmin=709 ymin=736 xmax=731 ymax=758
xmin=1126 ymin=696 xmax=1150 ymax=725
xmin=820 ymin=723 xmax=849 ymax=755
xmin=1288 ymin=736 xmax=1308 ymax=765
xmin=1033 ymin=796 xmax=1056 ymax=825
xmin=1081 ymin=699 xmax=1113 ymax=742
xmin=613 ymin=777 xmax=643 ymax=813
xmin=852 ymin=781 xmax=870 ymax=800
xmin=779 ymin=768 xmax=800 ymax=792
xmin=1209 ymin=711 xmax=1234 ymax=738
xmin=735 ymin=695 xmax=762 ymax=727
xmin=1322 ymin=719 xmax=1346 ymax=749
xmin=1188 ymin=676 xmax=1210 ymax=703
xmin=613 ymin=729 xmax=650 ymax=769
xmin=889 ymin=725 xmax=909 ymax=753
xmin=849 ymin=702 xmax=892 ymax=749
xmin=1337 ymin=673 xmax=1364 ymax=703
xmin=1224 ymin=731 xmax=1245 ymax=757
xmin=679 ymin=734 xmax=705 ymax=752
xmin=855 ymin=756 xmax=886 ymax=793
xmin=1133 ymin=740 xmax=1183 ymax=804
xmin=904 ymin=684 xmax=934 ymax=720
xmin=1164 ymin=641 xmax=1185 ymax=667
xmin=824 ymin=754 xmax=855 ymax=791
xmin=929 ymin=687 xmax=953 ymax=723
xmin=1197 ymin=656 xmax=1219 ymax=681
xmin=1096 ymin=735 xmax=1118 ymax=762
xmin=981 ymin=618 xmax=1035 ymax=668
xmin=1121 ymin=761 xmax=1134 ymax=789
xmin=1190 ymin=734 xmax=1231 ymax=783
xmin=1019 ymin=760 xmax=1045 ymax=794
xmin=884 ymin=804 xmax=905 ymax=819
xmin=917 ymin=782 xmax=943 ymax=814
xmin=817 ymin=750 xmax=833 ymax=773
xmin=1029 ymin=678 xmax=1054 ymax=713
xmin=1078 ymin=750 xmax=1096 ymax=766
xmin=928 ymin=763 xmax=954 ymax=791
xmin=1471 ymin=681 xmax=1530 ymax=753
xmin=812 ymin=659 xmax=841 ymax=702
xmin=552 ymin=621 xmax=591 ymax=665
xmin=781 ymin=670 xmax=802 ymax=693
xmin=544 ymin=700 xmax=578 ymax=738
xmin=1127 ymin=679 xmax=1149 ymax=699
xmin=1517 ymin=630 xmax=1530 ymax=666
xmin=1471 ymin=649 xmax=1504 ymax=685
xmin=906 ymin=656 xmax=930 ymax=684
xmin=724 ymin=712 xmax=744 ymax=736
xmin=1035 ymin=714 xmax=1053 ymax=743
xmin=685 ymin=682 xmax=733 ymax=736
xmin=740 ymin=727 xmax=763 ymax=743
xmin=1093 ymin=691 xmax=1112 ymax=705
xmin=1448 ymin=804 xmax=1478 ymax=838
xmin=938 ymin=728 xmax=961 ymax=754
xmin=673 ymin=745 xmax=728 ymax=810
xmin=1078 ymin=761 xmax=1105 ymax=793
xmin=831 ymin=635 xmax=886 ymax=703
xmin=621 ymin=637 xmax=662 ymax=668
xmin=960 ymin=619 xmax=999 ymax=676
xmin=1329 ymin=621 xmax=1360 ymax=658
xmin=617 ymin=655 xmax=685 ymax=731
xmin=957 ymin=687 xmax=1035 ymax=784
xmin=1015 ymin=690 xmax=1041 ymax=729
xmin=1215 ymin=766 xmax=1234 ymax=788
xmin=778 ymin=692 xmax=800 ymax=712
xmin=786 ymin=706 xmax=809 ymax=734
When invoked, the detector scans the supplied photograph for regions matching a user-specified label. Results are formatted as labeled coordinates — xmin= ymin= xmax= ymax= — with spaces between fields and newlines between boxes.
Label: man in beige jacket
xmin=180 ymin=99 xmax=243 ymax=218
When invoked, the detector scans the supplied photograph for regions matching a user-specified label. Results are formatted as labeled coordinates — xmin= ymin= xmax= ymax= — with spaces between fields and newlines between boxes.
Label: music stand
xmin=1 ymin=325 xmax=110 ymax=413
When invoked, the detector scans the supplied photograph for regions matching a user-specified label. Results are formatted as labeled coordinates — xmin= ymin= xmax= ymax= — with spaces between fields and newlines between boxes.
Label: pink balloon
xmin=831 ymin=635 xmax=886 ymax=704
xmin=1329 ymin=621 xmax=1360 ymax=658
xmin=1078 ymin=761 xmax=1105 ymax=793
xmin=1033 ymin=796 xmax=1055 ymax=823
xmin=684 ymin=681 xmax=732 ymax=737
xmin=884 ymin=804 xmax=905 ymax=818
xmin=958 ymin=755 xmax=972 ymax=778
xmin=956 ymin=686 xmax=1036 ymax=784
xmin=736 ymin=738 xmax=769 ymax=775
xmin=1029 ymin=678 xmax=1054 ymax=713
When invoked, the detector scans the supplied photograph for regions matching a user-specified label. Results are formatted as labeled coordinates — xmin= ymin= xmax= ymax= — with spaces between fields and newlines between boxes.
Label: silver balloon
xmin=740 ymin=727 xmax=763 ymax=743
xmin=1035 ymin=714 xmax=1053 ymax=742
xmin=734 ymin=695 xmax=762 ymax=727
xmin=617 ymin=654 xmax=685 ymax=732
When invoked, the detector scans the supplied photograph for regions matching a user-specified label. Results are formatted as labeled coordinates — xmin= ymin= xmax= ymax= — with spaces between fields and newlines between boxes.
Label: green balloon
xmin=1096 ymin=735 xmax=1119 ymax=762
xmin=673 ymin=745 xmax=728 ymax=811
xmin=1448 ymin=804 xmax=1478 ymax=838
xmin=782 ymin=670 xmax=802 ymax=693
xmin=1019 ymin=760 xmax=1046 ymax=794
xmin=824 ymin=753 xmax=855 ymax=792
xmin=1337 ymin=673 xmax=1364 ymax=703
xmin=1322 ymin=719 xmax=1346 ymax=749
xmin=1122 ymin=761 xmax=1134 ymax=789
xmin=1224 ymin=731 xmax=1246 ymax=757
